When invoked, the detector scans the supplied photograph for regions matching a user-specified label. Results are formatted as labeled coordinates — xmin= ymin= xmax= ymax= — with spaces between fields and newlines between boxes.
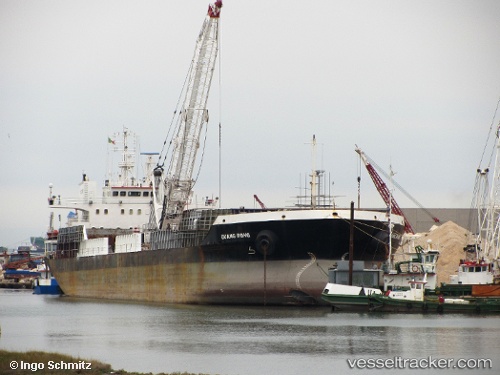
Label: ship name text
xmin=221 ymin=232 xmax=251 ymax=240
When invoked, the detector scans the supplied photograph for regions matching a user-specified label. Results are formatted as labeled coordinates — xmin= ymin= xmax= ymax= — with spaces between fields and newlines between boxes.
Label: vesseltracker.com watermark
xmin=347 ymin=356 xmax=493 ymax=370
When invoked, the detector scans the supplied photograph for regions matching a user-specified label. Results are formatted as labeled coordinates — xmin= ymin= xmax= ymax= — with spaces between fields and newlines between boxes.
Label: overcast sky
xmin=1 ymin=0 xmax=500 ymax=248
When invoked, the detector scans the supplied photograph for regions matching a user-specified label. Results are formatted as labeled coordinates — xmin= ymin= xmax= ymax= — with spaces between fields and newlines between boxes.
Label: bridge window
xmin=96 ymin=209 xmax=100 ymax=215
xmin=120 ymin=191 xmax=126 ymax=197
xmin=143 ymin=192 xmax=149 ymax=197
xmin=128 ymin=191 xmax=141 ymax=197
xmin=104 ymin=209 xmax=108 ymax=215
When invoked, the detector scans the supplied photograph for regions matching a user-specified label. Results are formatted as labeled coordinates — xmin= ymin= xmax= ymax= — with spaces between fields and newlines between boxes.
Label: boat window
xmin=120 ymin=191 xmax=126 ymax=196
xmin=96 ymin=209 xmax=100 ymax=215
xmin=121 ymin=209 xmax=125 ymax=215
xmin=112 ymin=191 xmax=119 ymax=197
xmin=129 ymin=209 xmax=133 ymax=215
xmin=138 ymin=209 xmax=142 ymax=215
xmin=128 ymin=191 xmax=141 ymax=197
xmin=475 ymin=267 xmax=481 ymax=272
xmin=104 ymin=209 xmax=108 ymax=215
xmin=143 ymin=192 xmax=149 ymax=197
xmin=482 ymin=266 xmax=488 ymax=271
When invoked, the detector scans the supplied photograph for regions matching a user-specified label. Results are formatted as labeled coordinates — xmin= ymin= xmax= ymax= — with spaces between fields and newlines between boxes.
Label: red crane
xmin=355 ymin=146 xmax=415 ymax=234
xmin=253 ymin=194 xmax=267 ymax=209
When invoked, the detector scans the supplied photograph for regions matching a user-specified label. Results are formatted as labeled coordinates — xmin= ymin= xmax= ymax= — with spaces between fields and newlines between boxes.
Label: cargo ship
xmin=47 ymin=1 xmax=406 ymax=305
xmin=48 ymin=206 xmax=405 ymax=304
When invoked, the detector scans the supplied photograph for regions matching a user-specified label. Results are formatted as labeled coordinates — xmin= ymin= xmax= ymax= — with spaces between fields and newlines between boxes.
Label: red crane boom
xmin=355 ymin=146 xmax=415 ymax=234
xmin=253 ymin=194 xmax=267 ymax=209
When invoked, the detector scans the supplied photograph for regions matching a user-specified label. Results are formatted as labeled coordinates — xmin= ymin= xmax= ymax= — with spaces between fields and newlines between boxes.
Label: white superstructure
xmin=48 ymin=129 xmax=157 ymax=231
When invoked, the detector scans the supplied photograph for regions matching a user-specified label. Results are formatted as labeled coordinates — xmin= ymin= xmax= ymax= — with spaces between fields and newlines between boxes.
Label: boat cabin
xmin=449 ymin=260 xmax=494 ymax=285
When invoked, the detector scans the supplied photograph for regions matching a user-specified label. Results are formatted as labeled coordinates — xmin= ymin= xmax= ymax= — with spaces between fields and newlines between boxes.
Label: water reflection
xmin=0 ymin=290 xmax=498 ymax=375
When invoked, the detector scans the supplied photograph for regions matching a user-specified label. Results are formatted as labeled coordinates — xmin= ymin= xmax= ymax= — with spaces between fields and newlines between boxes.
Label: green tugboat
xmin=321 ymin=245 xmax=440 ymax=311
xmin=368 ymin=278 xmax=500 ymax=314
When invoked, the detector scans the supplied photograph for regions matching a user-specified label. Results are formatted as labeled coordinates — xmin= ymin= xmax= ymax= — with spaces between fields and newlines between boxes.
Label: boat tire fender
xmin=255 ymin=230 xmax=278 ymax=256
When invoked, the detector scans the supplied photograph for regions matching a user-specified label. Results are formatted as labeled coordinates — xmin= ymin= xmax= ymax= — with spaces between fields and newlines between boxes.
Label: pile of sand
xmin=395 ymin=221 xmax=473 ymax=285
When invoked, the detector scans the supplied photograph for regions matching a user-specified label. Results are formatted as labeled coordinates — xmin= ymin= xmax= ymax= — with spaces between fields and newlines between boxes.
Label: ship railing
xmin=150 ymin=229 xmax=206 ymax=250
xmin=54 ymin=249 xmax=79 ymax=259
xmin=50 ymin=197 xmax=150 ymax=206
xmin=177 ymin=208 xmax=238 ymax=231
xmin=57 ymin=225 xmax=86 ymax=244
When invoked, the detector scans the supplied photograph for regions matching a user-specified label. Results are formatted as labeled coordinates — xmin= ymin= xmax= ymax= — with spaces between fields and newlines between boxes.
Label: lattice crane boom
xmin=355 ymin=146 xmax=415 ymax=234
xmin=253 ymin=195 xmax=267 ymax=209
xmin=152 ymin=2 xmax=222 ymax=230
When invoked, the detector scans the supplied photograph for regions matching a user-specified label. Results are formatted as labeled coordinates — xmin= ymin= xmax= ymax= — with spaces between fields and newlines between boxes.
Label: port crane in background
xmin=152 ymin=1 xmax=222 ymax=230
xmin=253 ymin=195 xmax=267 ymax=209
xmin=356 ymin=146 xmax=421 ymax=234
xmin=355 ymin=146 xmax=440 ymax=230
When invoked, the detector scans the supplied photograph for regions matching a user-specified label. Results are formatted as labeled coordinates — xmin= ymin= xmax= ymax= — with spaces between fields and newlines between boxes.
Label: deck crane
xmin=355 ymin=146 xmax=415 ymax=234
xmin=152 ymin=1 xmax=222 ymax=230
xmin=253 ymin=195 xmax=267 ymax=209
xmin=355 ymin=146 xmax=440 ymax=227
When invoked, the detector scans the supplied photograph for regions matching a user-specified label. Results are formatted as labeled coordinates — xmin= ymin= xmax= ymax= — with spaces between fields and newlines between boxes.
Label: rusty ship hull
xmin=49 ymin=251 xmax=335 ymax=304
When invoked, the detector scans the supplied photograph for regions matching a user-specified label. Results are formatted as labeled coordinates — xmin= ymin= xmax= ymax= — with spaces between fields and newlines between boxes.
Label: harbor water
xmin=0 ymin=289 xmax=498 ymax=374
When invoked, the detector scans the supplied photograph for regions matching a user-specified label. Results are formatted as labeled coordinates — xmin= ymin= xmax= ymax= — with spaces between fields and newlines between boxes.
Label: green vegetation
xmin=0 ymin=350 xmax=213 ymax=375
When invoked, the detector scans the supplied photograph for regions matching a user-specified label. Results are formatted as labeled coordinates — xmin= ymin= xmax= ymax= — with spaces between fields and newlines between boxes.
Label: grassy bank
xmin=0 ymin=350 xmax=212 ymax=375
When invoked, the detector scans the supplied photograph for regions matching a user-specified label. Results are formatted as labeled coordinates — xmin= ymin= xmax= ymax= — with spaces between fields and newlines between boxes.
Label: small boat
xmin=369 ymin=277 xmax=500 ymax=314
xmin=321 ymin=283 xmax=383 ymax=311
xmin=321 ymin=243 xmax=440 ymax=311
xmin=439 ymin=258 xmax=498 ymax=296
xmin=33 ymin=275 xmax=62 ymax=295
xmin=33 ymin=261 xmax=62 ymax=295
xmin=0 ymin=250 xmax=44 ymax=289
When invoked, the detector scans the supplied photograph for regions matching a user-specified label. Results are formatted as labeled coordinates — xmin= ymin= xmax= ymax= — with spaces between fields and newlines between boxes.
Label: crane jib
xmin=153 ymin=2 xmax=222 ymax=231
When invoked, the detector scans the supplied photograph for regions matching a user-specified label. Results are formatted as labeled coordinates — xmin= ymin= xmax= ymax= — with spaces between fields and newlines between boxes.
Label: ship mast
xmin=106 ymin=128 xmax=138 ymax=188
xmin=310 ymin=135 xmax=317 ymax=208
xmin=152 ymin=1 xmax=222 ymax=230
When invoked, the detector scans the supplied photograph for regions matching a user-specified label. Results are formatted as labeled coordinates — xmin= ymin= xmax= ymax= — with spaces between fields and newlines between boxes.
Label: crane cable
xmin=157 ymin=45 xmax=197 ymax=169
xmin=191 ymin=19 xmax=221 ymax=191
xmin=360 ymin=150 xmax=439 ymax=223
xmin=468 ymin=97 xmax=500 ymax=232
xmin=478 ymin=96 xmax=500 ymax=170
